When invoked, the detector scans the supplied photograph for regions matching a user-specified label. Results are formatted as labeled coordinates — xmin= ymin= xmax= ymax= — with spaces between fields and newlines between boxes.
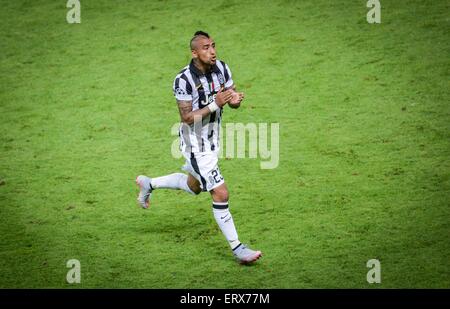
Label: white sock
xmin=150 ymin=173 xmax=195 ymax=195
xmin=212 ymin=202 xmax=241 ymax=250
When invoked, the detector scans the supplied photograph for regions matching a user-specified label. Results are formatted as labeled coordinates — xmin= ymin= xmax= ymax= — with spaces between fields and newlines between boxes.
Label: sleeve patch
xmin=175 ymin=87 xmax=187 ymax=96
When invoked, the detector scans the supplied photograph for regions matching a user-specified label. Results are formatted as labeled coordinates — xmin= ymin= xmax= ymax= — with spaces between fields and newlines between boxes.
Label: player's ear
xmin=191 ymin=49 xmax=198 ymax=59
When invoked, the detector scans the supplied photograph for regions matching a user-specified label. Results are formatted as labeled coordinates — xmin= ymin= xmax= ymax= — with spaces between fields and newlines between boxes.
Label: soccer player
xmin=136 ymin=31 xmax=262 ymax=264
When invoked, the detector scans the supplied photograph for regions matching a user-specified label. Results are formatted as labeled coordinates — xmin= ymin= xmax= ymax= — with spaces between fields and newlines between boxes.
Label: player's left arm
xmin=226 ymin=85 xmax=244 ymax=109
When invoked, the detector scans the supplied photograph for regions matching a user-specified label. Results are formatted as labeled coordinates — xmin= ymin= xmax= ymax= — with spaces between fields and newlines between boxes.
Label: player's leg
xmin=149 ymin=172 xmax=199 ymax=194
xmin=136 ymin=172 xmax=200 ymax=208
xmin=193 ymin=152 xmax=261 ymax=264
xmin=135 ymin=153 xmax=202 ymax=208
xmin=210 ymin=183 xmax=262 ymax=264
xmin=210 ymin=183 xmax=238 ymax=249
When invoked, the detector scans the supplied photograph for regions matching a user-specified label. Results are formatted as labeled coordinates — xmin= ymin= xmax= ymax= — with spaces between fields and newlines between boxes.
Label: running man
xmin=136 ymin=31 xmax=261 ymax=264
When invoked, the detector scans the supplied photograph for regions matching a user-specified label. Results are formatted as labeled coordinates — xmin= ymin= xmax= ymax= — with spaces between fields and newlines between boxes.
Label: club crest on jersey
xmin=218 ymin=74 xmax=225 ymax=85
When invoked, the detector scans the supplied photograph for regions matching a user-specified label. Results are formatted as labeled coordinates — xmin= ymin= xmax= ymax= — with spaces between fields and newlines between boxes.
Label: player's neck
xmin=193 ymin=58 xmax=211 ymax=74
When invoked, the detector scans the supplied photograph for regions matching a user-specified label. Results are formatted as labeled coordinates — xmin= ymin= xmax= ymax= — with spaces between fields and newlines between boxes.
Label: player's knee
xmin=212 ymin=186 xmax=229 ymax=202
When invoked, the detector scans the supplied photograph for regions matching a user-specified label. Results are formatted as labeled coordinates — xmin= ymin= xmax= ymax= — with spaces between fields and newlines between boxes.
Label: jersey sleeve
xmin=173 ymin=74 xmax=193 ymax=101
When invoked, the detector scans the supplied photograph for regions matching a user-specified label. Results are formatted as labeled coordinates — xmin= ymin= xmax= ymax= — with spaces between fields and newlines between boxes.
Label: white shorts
xmin=181 ymin=151 xmax=225 ymax=192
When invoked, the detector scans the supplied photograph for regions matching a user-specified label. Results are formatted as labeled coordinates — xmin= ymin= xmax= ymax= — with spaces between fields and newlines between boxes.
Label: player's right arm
xmin=177 ymin=88 xmax=232 ymax=125
xmin=177 ymin=100 xmax=210 ymax=125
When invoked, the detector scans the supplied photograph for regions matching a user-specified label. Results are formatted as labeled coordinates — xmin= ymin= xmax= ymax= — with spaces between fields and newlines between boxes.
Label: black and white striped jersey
xmin=173 ymin=59 xmax=234 ymax=153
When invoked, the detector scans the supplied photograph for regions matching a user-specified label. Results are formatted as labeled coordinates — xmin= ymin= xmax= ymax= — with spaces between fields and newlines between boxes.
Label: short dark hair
xmin=190 ymin=30 xmax=210 ymax=50
xmin=194 ymin=30 xmax=209 ymax=38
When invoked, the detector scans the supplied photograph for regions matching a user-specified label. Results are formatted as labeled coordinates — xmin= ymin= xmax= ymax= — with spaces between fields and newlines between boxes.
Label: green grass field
xmin=1 ymin=0 xmax=449 ymax=288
